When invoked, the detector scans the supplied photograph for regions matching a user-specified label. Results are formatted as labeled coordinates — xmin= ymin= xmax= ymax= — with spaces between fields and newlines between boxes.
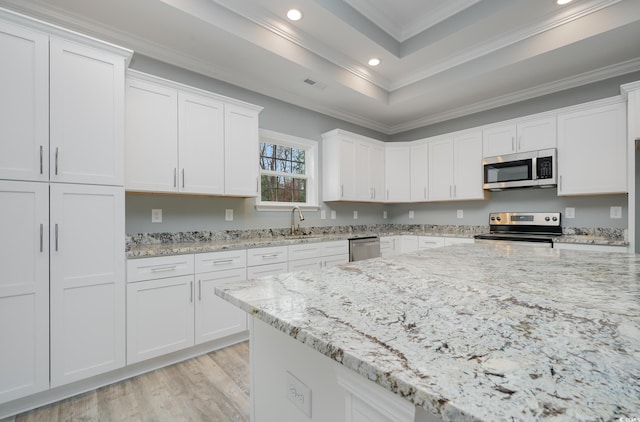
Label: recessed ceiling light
xmin=368 ymin=58 xmax=381 ymax=66
xmin=556 ymin=0 xmax=573 ymax=4
xmin=287 ymin=9 xmax=302 ymax=21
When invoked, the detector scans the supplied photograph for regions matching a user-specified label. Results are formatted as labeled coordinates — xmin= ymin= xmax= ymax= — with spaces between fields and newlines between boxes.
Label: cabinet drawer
xmin=288 ymin=243 xmax=322 ymax=262
xmin=418 ymin=236 xmax=445 ymax=250
xmin=444 ymin=237 xmax=474 ymax=246
xmin=321 ymin=240 xmax=348 ymax=256
xmin=195 ymin=249 xmax=246 ymax=273
xmin=247 ymin=246 xmax=288 ymax=267
xmin=288 ymin=257 xmax=323 ymax=273
xmin=127 ymin=255 xmax=194 ymax=282
xmin=324 ymin=254 xmax=348 ymax=268
xmin=247 ymin=262 xmax=288 ymax=279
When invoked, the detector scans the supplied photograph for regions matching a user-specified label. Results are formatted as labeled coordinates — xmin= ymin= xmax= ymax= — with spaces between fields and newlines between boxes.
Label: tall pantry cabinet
xmin=0 ymin=11 xmax=131 ymax=403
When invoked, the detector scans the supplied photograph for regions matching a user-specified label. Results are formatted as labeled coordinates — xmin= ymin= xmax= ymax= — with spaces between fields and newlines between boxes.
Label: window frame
xmin=255 ymin=129 xmax=319 ymax=211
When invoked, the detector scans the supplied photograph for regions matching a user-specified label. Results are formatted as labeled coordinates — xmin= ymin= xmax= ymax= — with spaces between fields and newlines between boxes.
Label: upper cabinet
xmin=557 ymin=98 xmax=627 ymax=196
xmin=125 ymin=71 xmax=262 ymax=197
xmin=428 ymin=130 xmax=484 ymax=201
xmin=483 ymin=116 xmax=556 ymax=157
xmin=0 ymin=19 xmax=130 ymax=186
xmin=322 ymin=129 xmax=386 ymax=202
xmin=385 ymin=143 xmax=411 ymax=202
xmin=409 ymin=142 xmax=429 ymax=202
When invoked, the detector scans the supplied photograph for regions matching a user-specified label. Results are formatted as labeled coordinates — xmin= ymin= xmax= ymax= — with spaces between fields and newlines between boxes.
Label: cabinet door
xmin=517 ymin=116 xmax=556 ymax=152
xmin=127 ymin=275 xmax=195 ymax=364
xmin=288 ymin=257 xmax=323 ymax=272
xmin=50 ymin=38 xmax=125 ymax=186
xmin=557 ymin=101 xmax=627 ymax=195
xmin=453 ymin=130 xmax=484 ymax=200
xmin=355 ymin=141 xmax=371 ymax=201
xmin=225 ymin=104 xmax=259 ymax=196
xmin=50 ymin=184 xmax=125 ymax=386
xmin=196 ymin=268 xmax=248 ymax=344
xmin=247 ymin=262 xmax=289 ymax=279
xmin=0 ymin=22 xmax=49 ymax=182
xmin=482 ymin=123 xmax=516 ymax=157
xmin=178 ymin=92 xmax=224 ymax=195
xmin=370 ymin=144 xmax=385 ymax=201
xmin=323 ymin=254 xmax=348 ymax=268
xmin=410 ymin=143 xmax=428 ymax=202
xmin=428 ymin=136 xmax=454 ymax=201
xmin=125 ymin=78 xmax=178 ymax=192
xmin=339 ymin=137 xmax=357 ymax=200
xmin=0 ymin=181 xmax=49 ymax=403
xmin=384 ymin=146 xmax=410 ymax=202
xmin=288 ymin=243 xmax=322 ymax=262
xmin=418 ymin=236 xmax=445 ymax=250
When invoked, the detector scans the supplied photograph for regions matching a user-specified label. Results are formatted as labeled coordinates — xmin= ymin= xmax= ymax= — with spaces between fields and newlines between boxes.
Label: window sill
xmin=255 ymin=204 xmax=320 ymax=212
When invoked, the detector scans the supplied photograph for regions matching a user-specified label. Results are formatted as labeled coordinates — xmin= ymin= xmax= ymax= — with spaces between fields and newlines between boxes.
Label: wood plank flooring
xmin=1 ymin=341 xmax=250 ymax=422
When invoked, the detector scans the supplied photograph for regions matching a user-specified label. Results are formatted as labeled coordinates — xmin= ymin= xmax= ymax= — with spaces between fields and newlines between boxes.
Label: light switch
xmin=610 ymin=206 xmax=622 ymax=219
xmin=331 ymin=210 xmax=336 ymax=220
xmin=409 ymin=210 xmax=415 ymax=219
xmin=225 ymin=209 xmax=234 ymax=221
xmin=353 ymin=210 xmax=358 ymax=220
xmin=320 ymin=210 xmax=326 ymax=220
xmin=383 ymin=211 xmax=388 ymax=219
xmin=457 ymin=209 xmax=464 ymax=219
xmin=565 ymin=207 xmax=575 ymax=219
xmin=151 ymin=209 xmax=162 ymax=223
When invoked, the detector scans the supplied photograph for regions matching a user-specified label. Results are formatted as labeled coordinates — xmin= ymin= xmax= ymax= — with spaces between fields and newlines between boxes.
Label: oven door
xmin=474 ymin=238 xmax=553 ymax=248
xmin=483 ymin=156 xmax=534 ymax=190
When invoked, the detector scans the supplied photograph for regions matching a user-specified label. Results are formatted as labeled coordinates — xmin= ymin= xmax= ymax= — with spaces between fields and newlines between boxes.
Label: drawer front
xmin=443 ymin=237 xmax=474 ymax=246
xmin=321 ymin=240 xmax=348 ymax=256
xmin=247 ymin=262 xmax=288 ymax=279
xmin=127 ymin=255 xmax=195 ymax=282
xmin=195 ymin=249 xmax=246 ymax=273
xmin=247 ymin=246 xmax=288 ymax=267
xmin=418 ymin=236 xmax=445 ymax=250
xmin=288 ymin=243 xmax=322 ymax=262
xmin=324 ymin=254 xmax=348 ymax=268
xmin=288 ymin=257 xmax=322 ymax=273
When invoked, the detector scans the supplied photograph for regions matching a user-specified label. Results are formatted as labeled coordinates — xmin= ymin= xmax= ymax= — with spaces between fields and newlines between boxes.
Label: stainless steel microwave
xmin=483 ymin=149 xmax=556 ymax=191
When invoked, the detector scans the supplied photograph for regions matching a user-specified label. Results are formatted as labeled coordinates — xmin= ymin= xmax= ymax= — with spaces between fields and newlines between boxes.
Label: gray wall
xmin=126 ymin=55 xmax=634 ymax=234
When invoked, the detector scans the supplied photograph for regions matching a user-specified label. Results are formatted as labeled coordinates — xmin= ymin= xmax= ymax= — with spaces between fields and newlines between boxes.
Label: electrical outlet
xmin=225 ymin=209 xmax=234 ymax=221
xmin=409 ymin=210 xmax=415 ymax=219
xmin=353 ymin=210 xmax=358 ymax=220
xmin=286 ymin=371 xmax=311 ymax=417
xmin=151 ymin=209 xmax=162 ymax=223
xmin=383 ymin=211 xmax=388 ymax=219
xmin=565 ymin=207 xmax=575 ymax=219
xmin=610 ymin=206 xmax=622 ymax=219
xmin=331 ymin=210 xmax=336 ymax=220
xmin=320 ymin=210 xmax=326 ymax=220
xmin=456 ymin=209 xmax=463 ymax=219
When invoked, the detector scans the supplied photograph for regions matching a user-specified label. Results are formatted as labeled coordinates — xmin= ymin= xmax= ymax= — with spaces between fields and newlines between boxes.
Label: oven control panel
xmin=489 ymin=212 xmax=561 ymax=227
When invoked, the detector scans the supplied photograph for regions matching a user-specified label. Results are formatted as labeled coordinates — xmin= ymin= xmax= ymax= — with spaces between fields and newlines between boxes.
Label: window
xmin=257 ymin=129 xmax=318 ymax=210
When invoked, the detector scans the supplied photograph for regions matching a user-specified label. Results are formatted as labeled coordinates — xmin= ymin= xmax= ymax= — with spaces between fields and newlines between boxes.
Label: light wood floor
xmin=1 ymin=341 xmax=250 ymax=422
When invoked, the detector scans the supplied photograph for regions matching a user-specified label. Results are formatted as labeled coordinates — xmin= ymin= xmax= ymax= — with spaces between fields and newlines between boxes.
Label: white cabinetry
xmin=0 ymin=181 xmax=49 ymax=403
xmin=288 ymin=240 xmax=349 ymax=272
xmin=126 ymin=255 xmax=195 ymax=364
xmin=125 ymin=71 xmax=261 ymax=196
xmin=410 ymin=142 xmax=429 ymax=202
xmin=418 ymin=236 xmax=445 ymax=250
xmin=557 ymin=99 xmax=627 ymax=196
xmin=385 ymin=144 xmax=411 ymax=202
xmin=50 ymin=184 xmax=125 ymax=386
xmin=380 ymin=236 xmax=400 ymax=257
xmin=428 ymin=130 xmax=484 ymax=201
xmin=322 ymin=129 xmax=385 ymax=202
xmin=247 ymin=246 xmax=289 ymax=278
xmin=483 ymin=116 xmax=556 ymax=157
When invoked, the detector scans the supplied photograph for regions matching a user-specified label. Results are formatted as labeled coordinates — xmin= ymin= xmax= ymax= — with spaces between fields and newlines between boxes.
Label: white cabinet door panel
xmin=483 ymin=123 xmax=515 ymax=157
xmin=247 ymin=246 xmax=288 ymax=266
xmin=288 ymin=243 xmax=322 ymax=261
xmin=50 ymin=38 xmax=124 ymax=186
xmin=178 ymin=92 xmax=224 ymax=195
xmin=196 ymin=268 xmax=247 ymax=344
xmin=323 ymin=254 xmax=348 ymax=268
xmin=385 ymin=145 xmax=410 ymax=202
xmin=428 ymin=136 xmax=454 ymax=201
xmin=0 ymin=22 xmax=48 ymax=182
xmin=127 ymin=255 xmax=194 ymax=283
xmin=50 ymin=184 xmax=125 ymax=386
xmin=225 ymin=104 xmax=259 ymax=196
xmin=517 ymin=117 xmax=556 ymax=152
xmin=125 ymin=78 xmax=178 ymax=192
xmin=0 ymin=181 xmax=49 ymax=403
xmin=321 ymin=240 xmax=348 ymax=256
xmin=410 ymin=143 xmax=428 ymax=202
xmin=247 ymin=262 xmax=288 ymax=279
xmin=453 ymin=130 xmax=483 ymax=200
xmin=288 ymin=257 xmax=323 ymax=272
xmin=127 ymin=275 xmax=195 ymax=364
xmin=195 ymin=249 xmax=246 ymax=273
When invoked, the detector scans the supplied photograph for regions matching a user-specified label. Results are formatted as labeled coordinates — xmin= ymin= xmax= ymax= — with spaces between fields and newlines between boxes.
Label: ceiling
xmin=2 ymin=0 xmax=640 ymax=134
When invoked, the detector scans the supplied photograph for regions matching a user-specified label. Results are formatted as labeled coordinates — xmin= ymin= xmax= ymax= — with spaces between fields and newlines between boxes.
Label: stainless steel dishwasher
xmin=348 ymin=237 xmax=380 ymax=262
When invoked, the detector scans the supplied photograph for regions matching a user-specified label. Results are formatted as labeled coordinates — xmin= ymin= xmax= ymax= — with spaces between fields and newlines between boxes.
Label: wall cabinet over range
xmin=125 ymin=71 xmax=263 ymax=197
xmin=482 ymin=115 xmax=556 ymax=157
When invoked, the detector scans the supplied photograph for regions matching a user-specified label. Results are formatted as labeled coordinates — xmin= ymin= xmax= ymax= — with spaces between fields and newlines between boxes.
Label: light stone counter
xmin=216 ymin=243 xmax=640 ymax=421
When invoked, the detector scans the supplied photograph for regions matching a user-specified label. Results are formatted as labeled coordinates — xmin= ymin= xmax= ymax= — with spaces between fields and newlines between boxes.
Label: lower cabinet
xmin=288 ymin=240 xmax=349 ymax=272
xmin=247 ymin=246 xmax=288 ymax=278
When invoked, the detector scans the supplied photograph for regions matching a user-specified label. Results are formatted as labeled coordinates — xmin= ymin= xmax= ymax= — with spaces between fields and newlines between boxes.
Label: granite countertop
xmin=126 ymin=225 xmax=627 ymax=258
xmin=216 ymin=243 xmax=640 ymax=421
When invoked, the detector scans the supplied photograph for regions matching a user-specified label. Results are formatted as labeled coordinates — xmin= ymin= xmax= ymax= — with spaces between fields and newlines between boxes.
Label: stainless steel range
xmin=474 ymin=212 xmax=562 ymax=248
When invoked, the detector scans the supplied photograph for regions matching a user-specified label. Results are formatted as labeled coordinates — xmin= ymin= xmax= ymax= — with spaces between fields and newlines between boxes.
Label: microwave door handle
xmin=532 ymin=156 xmax=537 ymax=180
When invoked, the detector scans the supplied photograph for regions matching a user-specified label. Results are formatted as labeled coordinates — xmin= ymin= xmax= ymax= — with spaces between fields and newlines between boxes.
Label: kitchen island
xmin=215 ymin=243 xmax=640 ymax=421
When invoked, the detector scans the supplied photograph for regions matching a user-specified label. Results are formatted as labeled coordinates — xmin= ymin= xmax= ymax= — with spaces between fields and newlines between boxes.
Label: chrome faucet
xmin=291 ymin=206 xmax=305 ymax=235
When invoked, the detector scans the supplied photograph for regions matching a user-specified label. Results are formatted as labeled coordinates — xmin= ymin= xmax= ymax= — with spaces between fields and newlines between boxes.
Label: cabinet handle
xmin=40 ymin=224 xmax=43 ymax=252
xmin=511 ymin=137 xmax=515 ymax=152
xmin=182 ymin=169 xmax=185 ymax=188
xmin=198 ymin=280 xmax=202 ymax=301
xmin=261 ymin=253 xmax=280 ymax=259
xmin=208 ymin=259 xmax=234 ymax=265
xmin=256 ymin=177 xmax=259 ymax=193
xmin=55 ymin=147 xmax=59 ymax=175
xmin=341 ymin=184 xmax=344 ymax=198
xmin=453 ymin=185 xmax=457 ymax=198
xmin=39 ymin=146 xmax=43 ymax=174
xmin=150 ymin=265 xmax=177 ymax=272
xmin=55 ymin=223 xmax=59 ymax=251
xmin=518 ymin=136 xmax=522 ymax=151
xmin=173 ymin=168 xmax=177 ymax=188
xmin=449 ymin=185 xmax=452 ymax=198
xmin=424 ymin=187 xmax=427 ymax=199
xmin=190 ymin=281 xmax=193 ymax=303
xmin=559 ymin=175 xmax=563 ymax=192
xmin=387 ymin=189 xmax=389 ymax=200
